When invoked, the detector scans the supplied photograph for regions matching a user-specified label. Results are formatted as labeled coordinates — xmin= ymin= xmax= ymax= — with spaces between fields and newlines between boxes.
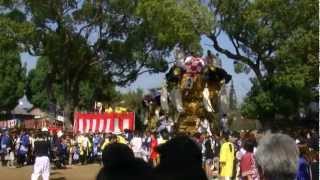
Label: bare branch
xmin=228 ymin=34 xmax=241 ymax=55
xmin=137 ymin=69 xmax=154 ymax=75
xmin=209 ymin=34 xmax=254 ymax=67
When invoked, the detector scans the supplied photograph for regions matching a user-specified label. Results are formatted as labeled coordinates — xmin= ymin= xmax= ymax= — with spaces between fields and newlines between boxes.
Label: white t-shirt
xmin=130 ymin=137 xmax=142 ymax=153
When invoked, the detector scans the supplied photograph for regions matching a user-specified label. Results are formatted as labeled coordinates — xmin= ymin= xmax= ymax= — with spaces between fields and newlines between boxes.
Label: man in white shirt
xmin=130 ymin=132 xmax=143 ymax=159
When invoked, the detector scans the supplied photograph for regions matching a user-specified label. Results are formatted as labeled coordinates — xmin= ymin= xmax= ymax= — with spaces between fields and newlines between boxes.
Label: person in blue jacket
xmin=1 ymin=129 xmax=12 ymax=166
xmin=93 ymin=133 xmax=102 ymax=161
xmin=296 ymin=144 xmax=312 ymax=180
xmin=17 ymin=130 xmax=29 ymax=167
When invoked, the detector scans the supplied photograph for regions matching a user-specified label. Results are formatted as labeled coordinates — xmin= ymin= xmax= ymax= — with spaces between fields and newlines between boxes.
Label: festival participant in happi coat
xmin=93 ymin=133 xmax=102 ymax=161
xmin=296 ymin=144 xmax=312 ymax=180
xmin=31 ymin=128 xmax=51 ymax=180
xmin=66 ymin=135 xmax=76 ymax=165
xmin=84 ymin=134 xmax=91 ymax=165
xmin=0 ymin=130 xmax=12 ymax=166
xmin=58 ymin=136 xmax=68 ymax=168
xmin=17 ymin=130 xmax=29 ymax=167
xmin=77 ymin=133 xmax=91 ymax=165
xmin=219 ymin=132 xmax=235 ymax=180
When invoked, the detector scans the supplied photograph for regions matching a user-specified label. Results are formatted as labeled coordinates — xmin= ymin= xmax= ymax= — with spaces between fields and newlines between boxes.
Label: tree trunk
xmin=63 ymin=101 xmax=73 ymax=130
xmin=63 ymin=78 xmax=75 ymax=130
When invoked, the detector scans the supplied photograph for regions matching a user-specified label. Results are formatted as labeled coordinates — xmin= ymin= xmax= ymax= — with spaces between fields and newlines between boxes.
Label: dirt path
xmin=0 ymin=164 xmax=101 ymax=180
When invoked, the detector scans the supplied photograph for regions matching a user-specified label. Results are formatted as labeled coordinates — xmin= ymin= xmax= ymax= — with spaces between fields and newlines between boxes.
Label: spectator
xmin=255 ymin=133 xmax=299 ymax=180
xmin=240 ymin=139 xmax=259 ymax=180
xmin=97 ymin=143 xmax=152 ymax=180
xmin=150 ymin=132 xmax=159 ymax=167
xmin=296 ymin=144 xmax=312 ymax=180
xmin=153 ymin=135 xmax=207 ymax=180
xmin=130 ymin=131 xmax=143 ymax=159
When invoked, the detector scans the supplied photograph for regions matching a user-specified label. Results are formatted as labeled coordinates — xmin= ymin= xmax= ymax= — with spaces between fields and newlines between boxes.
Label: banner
xmin=73 ymin=112 xmax=135 ymax=133
xmin=0 ymin=119 xmax=17 ymax=129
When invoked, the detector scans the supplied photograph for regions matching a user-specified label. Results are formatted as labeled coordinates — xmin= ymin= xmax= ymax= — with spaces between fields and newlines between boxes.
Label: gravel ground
xmin=0 ymin=164 xmax=101 ymax=180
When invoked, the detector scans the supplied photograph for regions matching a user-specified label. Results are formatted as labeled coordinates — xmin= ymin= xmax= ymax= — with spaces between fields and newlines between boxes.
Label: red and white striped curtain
xmin=0 ymin=119 xmax=17 ymax=128
xmin=73 ymin=112 xmax=135 ymax=133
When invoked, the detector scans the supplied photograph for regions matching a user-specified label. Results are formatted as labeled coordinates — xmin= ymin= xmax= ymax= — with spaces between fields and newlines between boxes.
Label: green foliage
xmin=26 ymin=57 xmax=120 ymax=111
xmin=136 ymin=0 xmax=213 ymax=53
xmin=119 ymin=89 xmax=144 ymax=130
xmin=2 ymin=0 xmax=212 ymax=125
xmin=26 ymin=57 xmax=51 ymax=110
xmin=209 ymin=0 xmax=318 ymax=121
xmin=120 ymin=89 xmax=144 ymax=112
xmin=0 ymin=7 xmax=28 ymax=111
xmin=0 ymin=42 xmax=25 ymax=112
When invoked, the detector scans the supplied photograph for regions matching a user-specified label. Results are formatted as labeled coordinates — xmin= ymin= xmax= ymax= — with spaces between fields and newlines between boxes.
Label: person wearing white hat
xmin=113 ymin=128 xmax=128 ymax=144
xmin=31 ymin=129 xmax=51 ymax=180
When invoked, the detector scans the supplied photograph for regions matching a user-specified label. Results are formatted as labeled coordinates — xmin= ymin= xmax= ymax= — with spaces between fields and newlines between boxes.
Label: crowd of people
xmin=0 ymin=124 xmax=318 ymax=180
xmin=95 ymin=128 xmax=319 ymax=180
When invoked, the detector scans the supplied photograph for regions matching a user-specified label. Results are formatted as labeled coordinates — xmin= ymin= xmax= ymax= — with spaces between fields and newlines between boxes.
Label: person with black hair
xmin=0 ymin=129 xmax=12 ymax=166
xmin=150 ymin=132 xmax=159 ymax=167
xmin=220 ymin=114 xmax=229 ymax=134
xmin=240 ymin=139 xmax=259 ymax=180
xmin=296 ymin=144 xmax=312 ymax=180
xmin=31 ymin=128 xmax=51 ymax=180
xmin=153 ymin=135 xmax=208 ymax=180
xmin=17 ymin=129 xmax=29 ymax=168
xmin=97 ymin=143 xmax=152 ymax=180
xmin=219 ymin=132 xmax=235 ymax=180
xmin=202 ymin=133 xmax=215 ymax=179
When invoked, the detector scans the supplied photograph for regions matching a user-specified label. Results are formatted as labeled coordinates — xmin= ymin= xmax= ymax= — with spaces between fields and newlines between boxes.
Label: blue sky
xmin=21 ymin=33 xmax=253 ymax=104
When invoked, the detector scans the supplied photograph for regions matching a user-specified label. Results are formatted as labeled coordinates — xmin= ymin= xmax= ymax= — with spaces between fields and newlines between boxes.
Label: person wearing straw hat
xmin=113 ymin=128 xmax=128 ymax=144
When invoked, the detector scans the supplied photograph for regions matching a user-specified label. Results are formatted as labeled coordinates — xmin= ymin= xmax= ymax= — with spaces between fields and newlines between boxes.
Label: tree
xmin=228 ymin=80 xmax=237 ymax=110
xmin=26 ymin=57 xmax=53 ymax=111
xmin=2 ymin=0 xmax=213 ymax=127
xmin=120 ymin=89 xmax=145 ymax=130
xmin=0 ymin=7 xmax=28 ymax=112
xmin=0 ymin=48 xmax=26 ymax=112
xmin=26 ymin=57 xmax=120 ymax=112
xmin=207 ymin=0 xmax=318 ymax=121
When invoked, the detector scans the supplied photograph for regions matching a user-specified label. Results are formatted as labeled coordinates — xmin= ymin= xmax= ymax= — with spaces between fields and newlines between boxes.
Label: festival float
xmin=144 ymin=50 xmax=231 ymax=134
